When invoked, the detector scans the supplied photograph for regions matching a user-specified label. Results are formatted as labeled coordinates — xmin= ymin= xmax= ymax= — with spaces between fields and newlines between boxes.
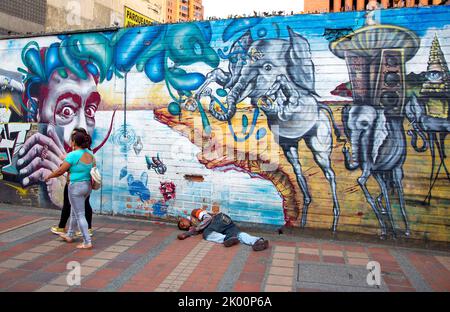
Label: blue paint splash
xmin=127 ymin=173 xmax=151 ymax=202
xmin=256 ymin=128 xmax=267 ymax=140
xmin=152 ymin=201 xmax=168 ymax=217
xmin=242 ymin=115 xmax=249 ymax=134
xmin=120 ymin=167 xmax=128 ymax=180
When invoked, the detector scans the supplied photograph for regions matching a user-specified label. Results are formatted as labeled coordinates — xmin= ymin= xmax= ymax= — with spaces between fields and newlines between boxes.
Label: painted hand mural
xmin=12 ymin=37 xmax=115 ymax=208
xmin=0 ymin=6 xmax=449 ymax=242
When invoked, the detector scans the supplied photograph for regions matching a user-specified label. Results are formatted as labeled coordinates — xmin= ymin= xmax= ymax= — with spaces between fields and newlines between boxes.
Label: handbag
xmin=90 ymin=158 xmax=102 ymax=190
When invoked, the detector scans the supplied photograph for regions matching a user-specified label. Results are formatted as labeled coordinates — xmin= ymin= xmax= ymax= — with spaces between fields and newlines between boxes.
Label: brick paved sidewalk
xmin=0 ymin=205 xmax=449 ymax=292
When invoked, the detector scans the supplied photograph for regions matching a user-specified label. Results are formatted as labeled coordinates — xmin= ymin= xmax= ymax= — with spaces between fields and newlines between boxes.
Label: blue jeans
xmin=205 ymin=231 xmax=261 ymax=246
xmin=67 ymin=181 xmax=92 ymax=245
xmin=202 ymin=213 xmax=240 ymax=241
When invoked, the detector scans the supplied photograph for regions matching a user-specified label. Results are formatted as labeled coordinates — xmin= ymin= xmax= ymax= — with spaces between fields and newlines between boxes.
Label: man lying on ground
xmin=177 ymin=209 xmax=269 ymax=251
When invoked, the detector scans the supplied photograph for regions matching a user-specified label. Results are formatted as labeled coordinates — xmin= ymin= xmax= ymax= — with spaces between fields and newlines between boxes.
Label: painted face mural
xmin=39 ymin=71 xmax=99 ymax=150
xmin=16 ymin=70 xmax=101 ymax=207
xmin=9 ymin=37 xmax=114 ymax=208
xmin=0 ymin=6 xmax=449 ymax=242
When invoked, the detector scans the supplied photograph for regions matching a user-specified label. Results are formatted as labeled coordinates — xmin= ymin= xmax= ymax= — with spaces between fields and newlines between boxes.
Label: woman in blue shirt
xmin=50 ymin=128 xmax=94 ymax=237
xmin=45 ymin=130 xmax=95 ymax=249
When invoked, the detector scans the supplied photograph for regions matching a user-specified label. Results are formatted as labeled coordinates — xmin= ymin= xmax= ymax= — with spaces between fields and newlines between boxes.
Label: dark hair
xmin=71 ymin=129 xmax=92 ymax=149
xmin=72 ymin=127 xmax=88 ymax=135
xmin=177 ymin=219 xmax=189 ymax=231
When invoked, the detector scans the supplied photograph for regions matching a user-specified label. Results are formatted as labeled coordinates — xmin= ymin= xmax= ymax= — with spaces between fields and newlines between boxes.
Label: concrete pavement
xmin=0 ymin=204 xmax=449 ymax=292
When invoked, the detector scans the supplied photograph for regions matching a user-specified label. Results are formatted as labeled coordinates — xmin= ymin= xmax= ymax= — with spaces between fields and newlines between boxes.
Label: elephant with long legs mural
xmin=331 ymin=25 xmax=422 ymax=238
xmin=342 ymin=104 xmax=410 ymax=238
xmin=194 ymin=27 xmax=343 ymax=232
xmin=406 ymin=94 xmax=450 ymax=204
xmin=404 ymin=34 xmax=450 ymax=205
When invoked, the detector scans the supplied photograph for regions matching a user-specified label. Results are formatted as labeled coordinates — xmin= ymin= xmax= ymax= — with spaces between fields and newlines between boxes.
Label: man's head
xmin=20 ymin=39 xmax=108 ymax=152
xmin=29 ymin=70 xmax=100 ymax=152
xmin=177 ymin=217 xmax=192 ymax=231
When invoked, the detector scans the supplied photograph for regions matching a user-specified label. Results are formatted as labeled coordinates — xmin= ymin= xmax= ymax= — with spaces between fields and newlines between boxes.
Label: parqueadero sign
xmin=124 ymin=6 xmax=155 ymax=27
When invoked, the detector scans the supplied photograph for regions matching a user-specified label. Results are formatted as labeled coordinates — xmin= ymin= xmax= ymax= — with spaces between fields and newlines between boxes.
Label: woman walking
xmin=50 ymin=183 xmax=93 ymax=236
xmin=45 ymin=129 xmax=95 ymax=249
xmin=51 ymin=128 xmax=94 ymax=237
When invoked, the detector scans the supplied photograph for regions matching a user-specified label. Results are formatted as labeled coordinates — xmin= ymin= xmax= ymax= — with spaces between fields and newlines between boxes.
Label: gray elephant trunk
xmin=209 ymin=77 xmax=246 ymax=121
xmin=405 ymin=94 xmax=429 ymax=153
xmin=344 ymin=133 xmax=361 ymax=171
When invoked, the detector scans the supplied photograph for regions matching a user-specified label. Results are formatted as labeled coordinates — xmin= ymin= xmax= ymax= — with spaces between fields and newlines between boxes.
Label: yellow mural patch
xmin=2 ymin=182 xmax=28 ymax=196
xmin=0 ymin=94 xmax=21 ymax=116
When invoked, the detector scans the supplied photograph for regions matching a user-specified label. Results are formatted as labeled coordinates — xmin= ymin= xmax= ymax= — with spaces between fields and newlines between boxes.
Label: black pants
xmin=202 ymin=213 xmax=240 ymax=241
xmin=58 ymin=183 xmax=92 ymax=229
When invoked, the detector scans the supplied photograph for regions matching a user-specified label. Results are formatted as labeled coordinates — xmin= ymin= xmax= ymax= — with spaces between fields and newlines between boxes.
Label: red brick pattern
xmin=77 ymin=227 xmax=174 ymax=291
xmin=120 ymin=235 xmax=203 ymax=292
xmin=0 ymin=210 xmax=449 ymax=292
xmin=368 ymin=248 xmax=404 ymax=273
xmin=0 ymin=215 xmax=44 ymax=233
xmin=0 ymin=269 xmax=34 ymax=289
xmin=367 ymin=248 xmax=415 ymax=291
xmin=0 ymin=216 xmax=173 ymax=292
xmin=233 ymin=245 xmax=271 ymax=292
xmin=179 ymin=242 xmax=240 ymax=292
xmin=81 ymin=270 xmax=119 ymax=289
xmin=407 ymin=252 xmax=450 ymax=291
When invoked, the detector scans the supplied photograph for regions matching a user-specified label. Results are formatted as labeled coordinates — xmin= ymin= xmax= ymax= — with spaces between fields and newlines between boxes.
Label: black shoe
xmin=252 ymin=238 xmax=269 ymax=251
xmin=223 ymin=237 xmax=240 ymax=247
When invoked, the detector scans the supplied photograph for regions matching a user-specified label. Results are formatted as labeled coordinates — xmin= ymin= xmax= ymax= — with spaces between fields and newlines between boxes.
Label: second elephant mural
xmin=0 ymin=6 xmax=449 ymax=241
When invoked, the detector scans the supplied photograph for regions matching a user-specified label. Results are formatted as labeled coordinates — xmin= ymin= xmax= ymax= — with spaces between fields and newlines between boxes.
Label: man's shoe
xmin=223 ymin=237 xmax=240 ymax=247
xmin=51 ymin=226 xmax=65 ymax=235
xmin=75 ymin=229 xmax=94 ymax=237
xmin=252 ymin=238 xmax=269 ymax=251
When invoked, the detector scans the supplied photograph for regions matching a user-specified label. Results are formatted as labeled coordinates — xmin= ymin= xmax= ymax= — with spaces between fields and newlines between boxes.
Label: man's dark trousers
xmin=202 ymin=213 xmax=240 ymax=241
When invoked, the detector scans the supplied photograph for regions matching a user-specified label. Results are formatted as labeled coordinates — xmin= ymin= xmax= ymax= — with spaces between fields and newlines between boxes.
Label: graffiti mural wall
xmin=0 ymin=6 xmax=449 ymax=241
